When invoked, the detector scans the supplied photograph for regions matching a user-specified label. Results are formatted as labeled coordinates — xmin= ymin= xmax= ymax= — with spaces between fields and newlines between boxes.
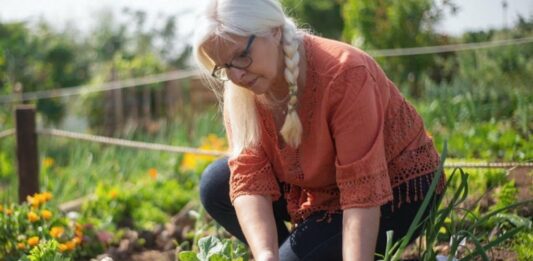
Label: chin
xmin=249 ymin=79 xmax=269 ymax=95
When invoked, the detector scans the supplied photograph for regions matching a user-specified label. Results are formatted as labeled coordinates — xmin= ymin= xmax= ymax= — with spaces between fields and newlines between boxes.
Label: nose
xmin=227 ymin=67 xmax=247 ymax=85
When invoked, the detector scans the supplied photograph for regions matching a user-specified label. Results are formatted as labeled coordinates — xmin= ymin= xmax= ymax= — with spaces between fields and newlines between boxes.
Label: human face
xmin=202 ymin=30 xmax=284 ymax=95
xmin=211 ymin=35 xmax=255 ymax=81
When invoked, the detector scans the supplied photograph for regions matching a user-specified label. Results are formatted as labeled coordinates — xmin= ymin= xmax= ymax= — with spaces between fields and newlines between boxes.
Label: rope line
xmin=37 ymin=128 xmax=228 ymax=157
xmin=0 ymin=129 xmax=15 ymax=139
xmin=34 ymin=128 xmax=532 ymax=169
xmin=0 ymin=70 xmax=201 ymax=104
xmin=368 ymin=36 xmax=533 ymax=57
xmin=445 ymin=162 xmax=533 ymax=169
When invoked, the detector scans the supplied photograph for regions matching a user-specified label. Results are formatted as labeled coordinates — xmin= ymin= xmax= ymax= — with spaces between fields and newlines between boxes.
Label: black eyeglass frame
xmin=211 ymin=34 xmax=256 ymax=81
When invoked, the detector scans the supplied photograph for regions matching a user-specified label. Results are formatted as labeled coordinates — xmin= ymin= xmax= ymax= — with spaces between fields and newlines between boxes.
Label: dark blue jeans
xmin=199 ymin=157 xmax=441 ymax=261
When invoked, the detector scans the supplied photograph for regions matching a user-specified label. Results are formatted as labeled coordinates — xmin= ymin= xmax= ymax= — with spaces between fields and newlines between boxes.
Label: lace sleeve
xmin=223 ymin=108 xmax=281 ymax=204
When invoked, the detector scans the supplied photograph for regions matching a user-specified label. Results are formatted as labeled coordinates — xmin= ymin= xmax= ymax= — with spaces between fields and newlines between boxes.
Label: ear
xmin=271 ymin=26 xmax=282 ymax=43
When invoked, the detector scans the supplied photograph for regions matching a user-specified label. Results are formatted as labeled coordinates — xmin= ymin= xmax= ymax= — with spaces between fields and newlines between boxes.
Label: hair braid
xmin=280 ymin=18 xmax=303 ymax=148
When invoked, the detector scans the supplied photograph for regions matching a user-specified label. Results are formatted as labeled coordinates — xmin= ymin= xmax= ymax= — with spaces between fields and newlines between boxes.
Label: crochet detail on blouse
xmin=229 ymin=155 xmax=281 ymax=202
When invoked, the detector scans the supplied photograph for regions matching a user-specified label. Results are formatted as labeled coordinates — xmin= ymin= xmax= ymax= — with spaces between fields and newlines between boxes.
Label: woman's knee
xmin=199 ymin=157 xmax=230 ymax=209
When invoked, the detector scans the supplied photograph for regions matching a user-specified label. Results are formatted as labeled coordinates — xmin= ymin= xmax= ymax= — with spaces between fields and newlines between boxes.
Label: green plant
xmin=178 ymin=236 xmax=249 ymax=261
xmin=20 ymin=240 xmax=71 ymax=261
xmin=513 ymin=231 xmax=533 ymax=261
xmin=0 ymin=192 xmax=98 ymax=260
xmin=489 ymin=180 xmax=518 ymax=213
xmin=80 ymin=177 xmax=193 ymax=232
xmin=379 ymin=142 xmax=531 ymax=261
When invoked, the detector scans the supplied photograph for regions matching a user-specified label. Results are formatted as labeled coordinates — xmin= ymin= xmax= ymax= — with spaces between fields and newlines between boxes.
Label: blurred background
xmin=0 ymin=0 xmax=532 ymax=260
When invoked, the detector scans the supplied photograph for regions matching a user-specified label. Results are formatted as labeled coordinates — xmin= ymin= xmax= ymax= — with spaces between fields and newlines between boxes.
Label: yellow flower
xmin=148 ymin=168 xmax=158 ymax=180
xmin=27 ymin=211 xmax=40 ymax=222
xmin=65 ymin=241 xmax=76 ymax=250
xmin=49 ymin=226 xmax=64 ymax=238
xmin=43 ymin=157 xmax=55 ymax=168
xmin=17 ymin=242 xmax=25 ymax=250
xmin=41 ymin=210 xmax=53 ymax=220
xmin=41 ymin=191 xmax=53 ymax=202
xmin=27 ymin=236 xmax=39 ymax=247
xmin=27 ymin=195 xmax=41 ymax=208
xmin=72 ymin=237 xmax=82 ymax=246
xmin=181 ymin=134 xmax=227 ymax=172
xmin=58 ymin=243 xmax=69 ymax=252
xmin=108 ymin=189 xmax=118 ymax=199
xmin=5 ymin=208 xmax=12 ymax=215
xmin=0 ymin=205 xmax=3 ymax=212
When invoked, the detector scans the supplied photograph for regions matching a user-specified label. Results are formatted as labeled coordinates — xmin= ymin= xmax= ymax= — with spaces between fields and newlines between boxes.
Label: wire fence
xmin=1 ymin=127 xmax=532 ymax=169
xmin=0 ymin=70 xmax=201 ymax=104
xmin=0 ymin=129 xmax=14 ymax=139
xmin=368 ymin=36 xmax=533 ymax=57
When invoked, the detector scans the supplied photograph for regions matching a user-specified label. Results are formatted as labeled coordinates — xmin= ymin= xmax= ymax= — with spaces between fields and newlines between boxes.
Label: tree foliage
xmin=281 ymin=0 xmax=344 ymax=39
xmin=342 ymin=0 xmax=457 ymax=97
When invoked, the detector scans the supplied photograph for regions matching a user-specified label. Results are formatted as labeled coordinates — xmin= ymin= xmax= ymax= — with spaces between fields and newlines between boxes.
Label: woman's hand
xmin=342 ymin=206 xmax=381 ymax=261
xmin=234 ymin=194 xmax=279 ymax=261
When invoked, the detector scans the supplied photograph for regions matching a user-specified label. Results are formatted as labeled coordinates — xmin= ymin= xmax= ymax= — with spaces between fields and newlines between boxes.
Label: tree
xmin=342 ymin=0 xmax=457 ymax=98
xmin=282 ymin=0 xmax=344 ymax=39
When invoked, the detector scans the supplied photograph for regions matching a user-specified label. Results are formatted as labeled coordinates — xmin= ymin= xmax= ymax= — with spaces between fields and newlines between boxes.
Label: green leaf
xmin=198 ymin=236 xmax=224 ymax=261
xmin=209 ymin=254 xmax=230 ymax=261
xmin=178 ymin=251 xmax=200 ymax=261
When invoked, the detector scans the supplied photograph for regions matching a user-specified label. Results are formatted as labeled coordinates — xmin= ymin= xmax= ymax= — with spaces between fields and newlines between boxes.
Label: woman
xmin=193 ymin=0 xmax=445 ymax=260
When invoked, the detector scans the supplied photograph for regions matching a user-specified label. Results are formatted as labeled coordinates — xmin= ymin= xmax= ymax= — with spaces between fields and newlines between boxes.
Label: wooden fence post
xmin=15 ymin=105 xmax=40 ymax=203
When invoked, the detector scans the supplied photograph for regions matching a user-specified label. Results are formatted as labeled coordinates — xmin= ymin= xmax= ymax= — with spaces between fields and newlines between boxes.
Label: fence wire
xmin=0 ymin=70 xmax=201 ymax=104
xmin=37 ymin=128 xmax=228 ymax=157
xmin=368 ymin=36 xmax=533 ymax=57
xmin=0 ymin=129 xmax=15 ymax=139
xmin=34 ymin=128 xmax=533 ymax=169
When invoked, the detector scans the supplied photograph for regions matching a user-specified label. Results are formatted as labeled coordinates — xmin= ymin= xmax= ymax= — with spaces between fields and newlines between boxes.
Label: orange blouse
xmin=226 ymin=34 xmax=444 ymax=224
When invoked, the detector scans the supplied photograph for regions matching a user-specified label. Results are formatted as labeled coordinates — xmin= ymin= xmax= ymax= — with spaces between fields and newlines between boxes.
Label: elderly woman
xmin=193 ymin=0 xmax=445 ymax=260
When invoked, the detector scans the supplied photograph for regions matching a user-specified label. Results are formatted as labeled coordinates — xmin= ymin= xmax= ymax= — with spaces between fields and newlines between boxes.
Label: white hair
xmin=193 ymin=0 xmax=304 ymax=157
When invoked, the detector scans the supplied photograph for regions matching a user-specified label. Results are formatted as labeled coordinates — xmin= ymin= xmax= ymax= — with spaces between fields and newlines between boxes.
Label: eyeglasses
xmin=211 ymin=35 xmax=256 ymax=81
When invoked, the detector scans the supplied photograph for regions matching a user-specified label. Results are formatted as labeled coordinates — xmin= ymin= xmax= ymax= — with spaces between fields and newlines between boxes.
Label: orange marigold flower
xmin=58 ymin=243 xmax=69 ymax=252
xmin=72 ymin=237 xmax=82 ymax=246
xmin=17 ymin=242 xmax=25 ymax=250
xmin=27 ymin=236 xmax=39 ymax=247
xmin=35 ymin=193 xmax=47 ymax=204
xmin=41 ymin=210 xmax=53 ymax=220
xmin=41 ymin=191 xmax=53 ymax=202
xmin=27 ymin=211 xmax=40 ymax=222
xmin=75 ymin=230 xmax=84 ymax=238
xmin=49 ymin=226 xmax=64 ymax=238
xmin=65 ymin=241 xmax=76 ymax=250
xmin=27 ymin=195 xmax=40 ymax=208
xmin=148 ymin=168 xmax=158 ymax=180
